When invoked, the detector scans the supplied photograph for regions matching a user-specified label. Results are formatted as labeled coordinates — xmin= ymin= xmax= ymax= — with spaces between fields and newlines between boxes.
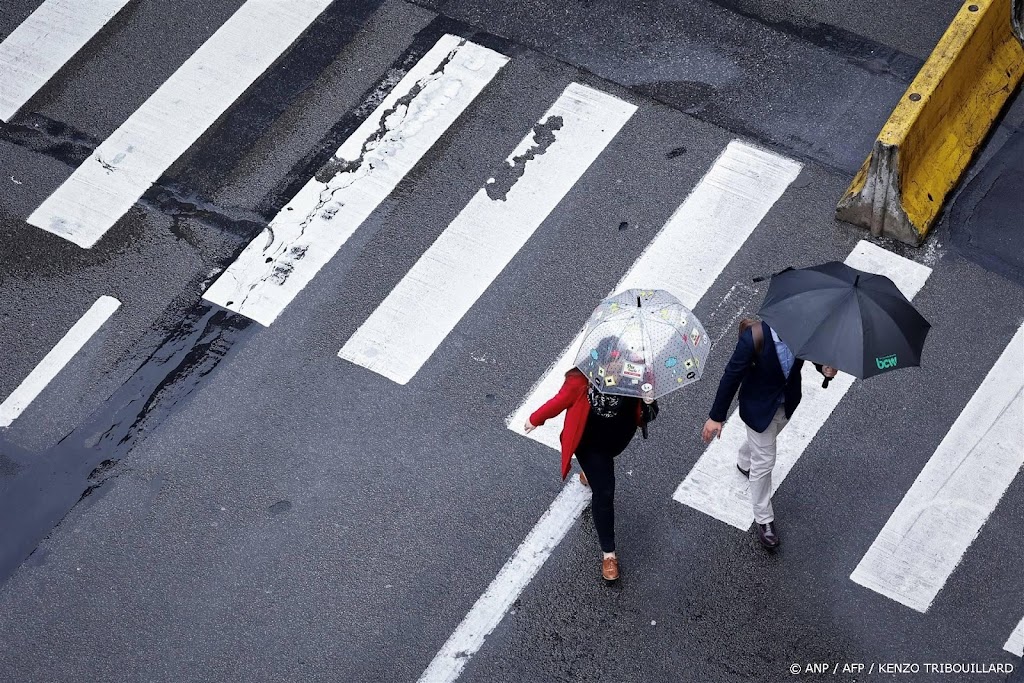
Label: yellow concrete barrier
xmin=837 ymin=0 xmax=1024 ymax=246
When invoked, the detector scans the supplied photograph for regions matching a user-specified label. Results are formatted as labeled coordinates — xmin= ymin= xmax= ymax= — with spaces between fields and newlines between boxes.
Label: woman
xmin=524 ymin=361 xmax=647 ymax=582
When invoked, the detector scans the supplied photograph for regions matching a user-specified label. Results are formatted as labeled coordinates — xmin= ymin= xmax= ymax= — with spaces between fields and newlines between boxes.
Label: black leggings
xmin=575 ymin=448 xmax=616 ymax=553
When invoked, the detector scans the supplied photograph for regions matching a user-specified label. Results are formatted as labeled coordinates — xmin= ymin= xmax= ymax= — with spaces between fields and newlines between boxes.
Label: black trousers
xmin=575 ymin=448 xmax=616 ymax=553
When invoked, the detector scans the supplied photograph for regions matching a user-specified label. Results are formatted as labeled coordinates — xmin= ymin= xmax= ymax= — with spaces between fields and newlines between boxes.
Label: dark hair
xmin=596 ymin=335 xmax=620 ymax=359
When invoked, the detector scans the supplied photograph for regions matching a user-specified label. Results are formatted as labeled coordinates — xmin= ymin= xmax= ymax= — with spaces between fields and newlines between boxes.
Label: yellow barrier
xmin=837 ymin=0 xmax=1024 ymax=246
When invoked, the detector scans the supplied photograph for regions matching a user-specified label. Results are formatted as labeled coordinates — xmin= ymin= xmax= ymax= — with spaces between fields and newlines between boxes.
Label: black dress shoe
xmin=757 ymin=522 xmax=780 ymax=549
xmin=737 ymin=464 xmax=749 ymax=478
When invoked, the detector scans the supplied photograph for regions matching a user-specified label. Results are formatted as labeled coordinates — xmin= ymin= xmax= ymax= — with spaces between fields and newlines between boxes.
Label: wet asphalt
xmin=1 ymin=0 xmax=1022 ymax=681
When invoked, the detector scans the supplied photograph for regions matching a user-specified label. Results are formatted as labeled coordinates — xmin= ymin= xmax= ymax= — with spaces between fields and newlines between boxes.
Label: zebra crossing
xmin=423 ymin=140 xmax=803 ymax=682
xmin=0 ymin=0 xmax=131 ymax=122
xmin=338 ymin=82 xmax=636 ymax=384
xmin=26 ymin=0 xmax=336 ymax=247
xmin=1 ymin=2 xmax=1021 ymax=677
xmin=203 ymin=34 xmax=510 ymax=327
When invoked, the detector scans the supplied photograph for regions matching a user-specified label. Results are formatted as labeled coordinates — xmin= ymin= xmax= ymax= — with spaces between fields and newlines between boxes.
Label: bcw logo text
xmin=875 ymin=354 xmax=898 ymax=370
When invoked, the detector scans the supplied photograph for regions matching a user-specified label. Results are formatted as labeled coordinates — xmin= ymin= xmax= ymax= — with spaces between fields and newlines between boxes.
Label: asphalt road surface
xmin=1 ymin=1 xmax=1022 ymax=682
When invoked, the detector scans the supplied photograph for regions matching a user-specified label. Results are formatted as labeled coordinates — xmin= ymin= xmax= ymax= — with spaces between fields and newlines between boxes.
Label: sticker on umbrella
xmin=574 ymin=288 xmax=711 ymax=400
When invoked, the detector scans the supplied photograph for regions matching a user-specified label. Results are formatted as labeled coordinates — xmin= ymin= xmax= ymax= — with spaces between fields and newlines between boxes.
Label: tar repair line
xmin=851 ymin=321 xmax=1024 ymax=613
xmin=27 ymin=0 xmax=335 ymax=248
xmin=1006 ymin=616 xmax=1024 ymax=657
xmin=419 ymin=140 xmax=802 ymax=683
xmin=673 ymin=240 xmax=933 ymax=529
xmin=0 ymin=296 xmax=120 ymax=427
xmin=0 ymin=0 xmax=132 ymax=122
xmin=339 ymin=83 xmax=636 ymax=384
xmin=204 ymin=35 xmax=508 ymax=326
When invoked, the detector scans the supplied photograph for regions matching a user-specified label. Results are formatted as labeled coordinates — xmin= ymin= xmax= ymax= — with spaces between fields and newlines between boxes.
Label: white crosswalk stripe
xmin=0 ymin=0 xmax=132 ymax=122
xmin=204 ymin=34 xmax=509 ymax=326
xmin=27 ymin=0 xmax=335 ymax=248
xmin=1006 ymin=617 xmax=1024 ymax=657
xmin=418 ymin=477 xmax=591 ymax=683
xmin=850 ymin=321 xmax=1024 ymax=613
xmin=339 ymin=82 xmax=636 ymax=384
xmin=0 ymin=296 xmax=120 ymax=428
xmin=672 ymin=241 xmax=933 ymax=529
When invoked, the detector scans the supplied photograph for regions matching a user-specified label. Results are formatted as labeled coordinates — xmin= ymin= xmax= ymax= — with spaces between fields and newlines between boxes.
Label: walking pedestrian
xmin=701 ymin=319 xmax=836 ymax=549
xmin=524 ymin=339 xmax=651 ymax=582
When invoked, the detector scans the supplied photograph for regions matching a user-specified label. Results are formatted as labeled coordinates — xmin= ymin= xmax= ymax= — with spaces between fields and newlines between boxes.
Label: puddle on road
xmin=0 ymin=302 xmax=254 ymax=585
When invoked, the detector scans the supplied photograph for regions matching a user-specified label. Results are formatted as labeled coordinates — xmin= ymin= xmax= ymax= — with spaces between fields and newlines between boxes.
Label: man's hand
xmin=822 ymin=365 xmax=838 ymax=378
xmin=523 ymin=420 xmax=536 ymax=433
xmin=702 ymin=419 xmax=723 ymax=443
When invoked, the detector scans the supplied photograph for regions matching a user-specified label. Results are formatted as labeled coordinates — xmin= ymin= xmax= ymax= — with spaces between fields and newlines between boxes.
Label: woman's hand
xmin=524 ymin=420 xmax=536 ymax=433
xmin=823 ymin=365 xmax=838 ymax=378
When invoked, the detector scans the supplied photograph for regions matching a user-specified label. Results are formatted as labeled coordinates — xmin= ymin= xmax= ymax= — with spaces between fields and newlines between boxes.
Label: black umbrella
xmin=757 ymin=262 xmax=930 ymax=385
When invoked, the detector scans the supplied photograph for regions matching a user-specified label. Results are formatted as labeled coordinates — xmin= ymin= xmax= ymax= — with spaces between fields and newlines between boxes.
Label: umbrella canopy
xmin=574 ymin=289 xmax=711 ymax=400
xmin=757 ymin=262 xmax=930 ymax=379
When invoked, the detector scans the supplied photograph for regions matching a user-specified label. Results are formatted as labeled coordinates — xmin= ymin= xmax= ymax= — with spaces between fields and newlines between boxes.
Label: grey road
xmin=1 ymin=1 xmax=1022 ymax=681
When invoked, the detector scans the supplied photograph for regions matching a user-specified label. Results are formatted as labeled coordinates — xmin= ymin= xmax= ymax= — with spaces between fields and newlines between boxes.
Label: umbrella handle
xmin=822 ymin=376 xmax=832 ymax=389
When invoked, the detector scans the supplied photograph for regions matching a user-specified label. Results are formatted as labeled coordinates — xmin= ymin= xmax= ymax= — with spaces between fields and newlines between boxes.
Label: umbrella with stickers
xmin=573 ymin=288 xmax=712 ymax=401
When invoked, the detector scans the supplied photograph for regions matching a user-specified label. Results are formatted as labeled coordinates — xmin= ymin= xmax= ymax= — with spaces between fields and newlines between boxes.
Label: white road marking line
xmin=1006 ymin=616 xmax=1024 ymax=657
xmin=418 ymin=141 xmax=801 ymax=683
xmin=417 ymin=478 xmax=590 ymax=683
xmin=27 ymin=0 xmax=335 ymax=248
xmin=850 ymin=322 xmax=1024 ymax=613
xmin=203 ymin=35 xmax=509 ymax=326
xmin=0 ymin=0 xmax=132 ymax=122
xmin=508 ymin=140 xmax=803 ymax=452
xmin=0 ymin=296 xmax=120 ymax=427
xmin=672 ymin=241 xmax=932 ymax=529
xmin=338 ymin=83 xmax=636 ymax=383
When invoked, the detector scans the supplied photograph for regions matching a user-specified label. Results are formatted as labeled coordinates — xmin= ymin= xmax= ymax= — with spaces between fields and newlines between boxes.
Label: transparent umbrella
xmin=574 ymin=288 xmax=711 ymax=401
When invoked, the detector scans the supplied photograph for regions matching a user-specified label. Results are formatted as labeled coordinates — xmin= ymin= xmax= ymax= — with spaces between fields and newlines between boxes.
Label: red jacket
xmin=529 ymin=369 xmax=643 ymax=480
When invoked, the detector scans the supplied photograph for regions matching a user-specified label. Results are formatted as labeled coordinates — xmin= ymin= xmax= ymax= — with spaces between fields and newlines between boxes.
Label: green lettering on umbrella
xmin=875 ymin=354 xmax=898 ymax=370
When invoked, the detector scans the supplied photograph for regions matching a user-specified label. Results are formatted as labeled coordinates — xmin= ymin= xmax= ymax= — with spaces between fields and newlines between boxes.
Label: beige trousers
xmin=737 ymin=406 xmax=789 ymax=525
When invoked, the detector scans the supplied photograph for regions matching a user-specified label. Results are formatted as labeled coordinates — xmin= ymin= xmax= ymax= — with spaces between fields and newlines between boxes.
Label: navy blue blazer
xmin=708 ymin=321 xmax=819 ymax=433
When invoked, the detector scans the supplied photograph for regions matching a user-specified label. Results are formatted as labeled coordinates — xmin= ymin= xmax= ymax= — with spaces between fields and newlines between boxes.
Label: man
xmin=701 ymin=319 xmax=836 ymax=549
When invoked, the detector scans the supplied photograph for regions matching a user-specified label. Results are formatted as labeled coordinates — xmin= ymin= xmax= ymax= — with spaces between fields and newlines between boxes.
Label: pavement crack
xmin=141 ymin=181 xmax=268 ymax=244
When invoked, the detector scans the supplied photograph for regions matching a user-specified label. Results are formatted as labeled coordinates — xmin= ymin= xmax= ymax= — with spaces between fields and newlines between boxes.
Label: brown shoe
xmin=601 ymin=556 xmax=619 ymax=581
xmin=579 ymin=472 xmax=589 ymax=487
